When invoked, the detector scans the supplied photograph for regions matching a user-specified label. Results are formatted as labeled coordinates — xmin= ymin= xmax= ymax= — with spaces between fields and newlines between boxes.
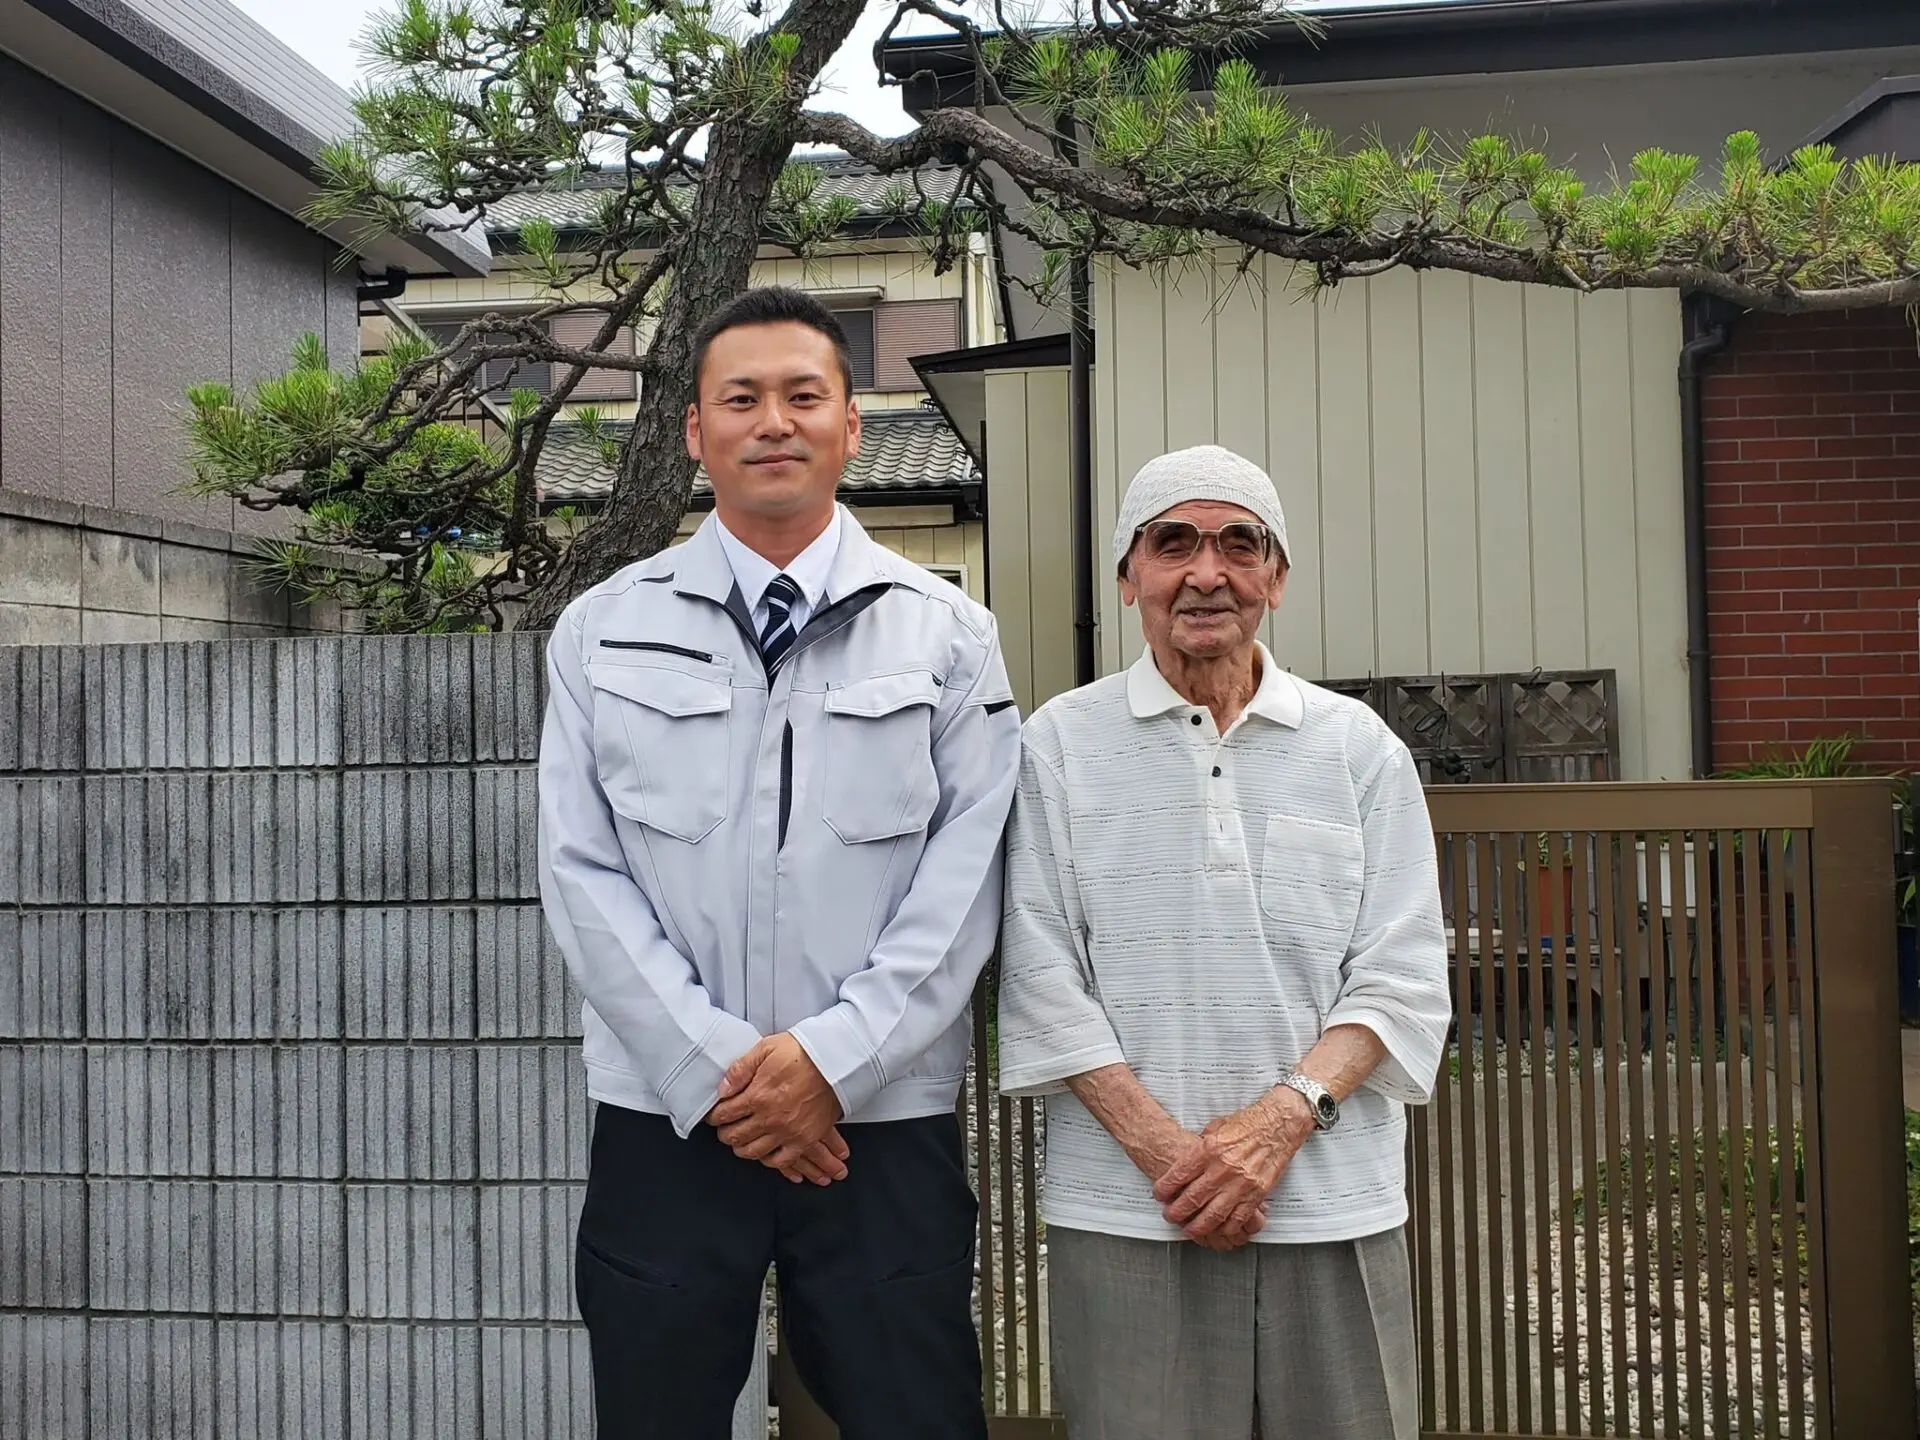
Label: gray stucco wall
xmin=0 ymin=634 xmax=767 ymax=1438
xmin=0 ymin=52 xmax=359 ymax=534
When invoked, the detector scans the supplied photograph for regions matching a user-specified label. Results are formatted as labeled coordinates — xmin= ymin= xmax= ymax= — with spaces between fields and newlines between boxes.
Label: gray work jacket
xmin=537 ymin=510 xmax=1021 ymax=1137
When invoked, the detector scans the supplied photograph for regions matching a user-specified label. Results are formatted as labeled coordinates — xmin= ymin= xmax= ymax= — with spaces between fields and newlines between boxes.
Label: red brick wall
xmin=1703 ymin=308 xmax=1920 ymax=772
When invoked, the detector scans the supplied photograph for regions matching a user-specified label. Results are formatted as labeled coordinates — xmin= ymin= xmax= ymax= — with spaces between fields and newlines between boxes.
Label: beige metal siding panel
xmin=986 ymin=370 xmax=1037 ymax=715
xmin=545 ymin=312 xmax=636 ymax=402
xmin=1628 ymin=289 xmax=1692 ymax=780
xmin=1419 ymin=271 xmax=1483 ymax=674
xmin=873 ymin=300 xmax=960 ymax=390
xmin=1577 ymin=292 xmax=1647 ymax=777
xmin=1262 ymin=259 xmax=1325 ymax=680
xmin=1470 ymin=278 xmax=1535 ymax=671
xmin=1317 ymin=287 xmax=1377 ymax=678
xmin=1105 ymin=263 xmax=1168 ymax=672
xmin=1162 ymin=275 xmax=1217 ymax=450
xmin=1211 ymin=264 xmax=1269 ymax=470
xmin=1525 ymin=287 xmax=1590 ymax=667
xmin=1024 ymin=370 xmax=1077 ymax=711
xmin=964 ymin=522 xmax=987 ymax=605
xmin=1370 ymin=269 xmax=1430 ymax=676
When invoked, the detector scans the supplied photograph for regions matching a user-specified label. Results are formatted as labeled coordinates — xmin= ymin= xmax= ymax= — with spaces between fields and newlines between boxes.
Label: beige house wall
xmin=398 ymin=239 xmax=998 ymax=421
xmin=1084 ymin=257 xmax=1690 ymax=781
xmin=671 ymin=504 xmax=986 ymax=606
xmin=983 ymin=369 xmax=1075 ymax=717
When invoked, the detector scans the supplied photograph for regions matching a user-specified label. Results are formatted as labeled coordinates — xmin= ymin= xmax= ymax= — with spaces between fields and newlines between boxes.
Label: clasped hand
xmin=706 ymin=1033 xmax=849 ymax=1186
xmin=1146 ymin=1088 xmax=1315 ymax=1251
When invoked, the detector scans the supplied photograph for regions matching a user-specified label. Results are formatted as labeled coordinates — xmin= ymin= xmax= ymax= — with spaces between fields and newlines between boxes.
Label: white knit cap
xmin=1111 ymin=444 xmax=1289 ymax=569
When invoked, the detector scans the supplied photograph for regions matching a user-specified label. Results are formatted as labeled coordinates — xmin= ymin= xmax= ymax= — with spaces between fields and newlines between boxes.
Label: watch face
xmin=1316 ymin=1095 xmax=1337 ymax=1124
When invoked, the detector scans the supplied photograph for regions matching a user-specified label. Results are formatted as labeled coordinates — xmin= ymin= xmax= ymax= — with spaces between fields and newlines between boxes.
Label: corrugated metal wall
xmin=1092 ymin=259 xmax=1692 ymax=782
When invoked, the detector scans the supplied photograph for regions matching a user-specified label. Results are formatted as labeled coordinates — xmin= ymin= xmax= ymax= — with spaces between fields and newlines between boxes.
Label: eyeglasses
xmin=1132 ymin=520 xmax=1277 ymax=569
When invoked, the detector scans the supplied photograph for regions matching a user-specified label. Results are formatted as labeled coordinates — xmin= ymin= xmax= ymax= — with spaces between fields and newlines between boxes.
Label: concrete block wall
xmin=0 ymin=634 xmax=767 ymax=1438
xmin=0 ymin=490 xmax=348 ymax=645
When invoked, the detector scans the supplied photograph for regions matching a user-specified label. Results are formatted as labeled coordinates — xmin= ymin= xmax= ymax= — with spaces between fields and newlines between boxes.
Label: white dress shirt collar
xmin=714 ymin=505 xmax=845 ymax=633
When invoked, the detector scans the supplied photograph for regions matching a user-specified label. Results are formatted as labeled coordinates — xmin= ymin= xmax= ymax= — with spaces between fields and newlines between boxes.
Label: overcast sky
xmin=228 ymin=0 xmax=928 ymax=137
xmin=227 ymin=1 xmax=1431 ymax=141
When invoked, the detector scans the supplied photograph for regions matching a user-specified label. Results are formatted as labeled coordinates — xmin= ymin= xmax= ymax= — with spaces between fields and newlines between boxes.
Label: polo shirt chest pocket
xmin=820 ymin=670 xmax=941 ymax=844
xmin=1260 ymin=814 xmax=1365 ymax=939
xmin=588 ymin=662 xmax=734 ymax=844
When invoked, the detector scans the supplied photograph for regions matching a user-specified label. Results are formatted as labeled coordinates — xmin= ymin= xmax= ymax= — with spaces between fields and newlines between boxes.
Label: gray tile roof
xmin=538 ymin=409 xmax=979 ymax=505
xmin=486 ymin=153 xmax=963 ymax=236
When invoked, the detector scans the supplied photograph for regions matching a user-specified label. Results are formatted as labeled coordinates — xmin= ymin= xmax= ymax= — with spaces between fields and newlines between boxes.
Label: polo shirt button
xmin=1211 ymin=766 xmax=1222 ymax=778
xmin=1190 ymin=714 xmax=1202 ymax=726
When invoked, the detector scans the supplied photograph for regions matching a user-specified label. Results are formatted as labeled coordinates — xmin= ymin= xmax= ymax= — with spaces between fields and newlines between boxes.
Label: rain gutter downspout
xmin=1679 ymin=294 xmax=1734 ymax=779
xmin=1060 ymin=116 xmax=1097 ymax=687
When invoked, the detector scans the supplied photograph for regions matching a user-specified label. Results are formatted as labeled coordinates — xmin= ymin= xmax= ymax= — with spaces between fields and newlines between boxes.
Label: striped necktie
xmin=759 ymin=573 xmax=801 ymax=671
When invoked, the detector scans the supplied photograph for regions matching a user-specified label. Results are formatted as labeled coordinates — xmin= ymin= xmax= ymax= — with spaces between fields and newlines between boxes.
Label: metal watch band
xmin=1283 ymin=1071 xmax=1339 ymax=1131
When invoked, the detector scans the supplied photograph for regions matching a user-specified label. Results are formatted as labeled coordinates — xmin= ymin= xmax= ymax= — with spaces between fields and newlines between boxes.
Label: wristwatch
xmin=1281 ymin=1071 xmax=1339 ymax=1131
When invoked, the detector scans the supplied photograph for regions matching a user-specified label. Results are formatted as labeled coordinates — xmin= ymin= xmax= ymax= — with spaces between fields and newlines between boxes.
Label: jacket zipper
xmin=598 ymin=640 xmax=714 ymax=662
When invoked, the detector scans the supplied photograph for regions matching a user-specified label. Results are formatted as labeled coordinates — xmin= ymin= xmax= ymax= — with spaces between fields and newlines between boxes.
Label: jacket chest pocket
xmin=1260 ymin=814 xmax=1365 ymax=939
xmin=589 ymin=663 xmax=734 ymax=844
xmin=821 ymin=671 xmax=941 ymax=844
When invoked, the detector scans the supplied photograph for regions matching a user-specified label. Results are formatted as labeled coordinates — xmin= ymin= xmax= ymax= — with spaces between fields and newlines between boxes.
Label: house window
xmin=417 ymin=313 xmax=638 ymax=403
xmin=828 ymin=299 xmax=960 ymax=393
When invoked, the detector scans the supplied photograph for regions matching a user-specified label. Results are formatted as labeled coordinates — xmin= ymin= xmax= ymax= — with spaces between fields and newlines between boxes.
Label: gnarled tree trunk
xmin=518 ymin=0 xmax=872 ymax=631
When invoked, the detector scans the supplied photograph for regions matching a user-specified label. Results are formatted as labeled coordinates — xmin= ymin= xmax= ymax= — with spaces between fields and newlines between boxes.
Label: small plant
xmin=1718 ymin=734 xmax=1862 ymax=780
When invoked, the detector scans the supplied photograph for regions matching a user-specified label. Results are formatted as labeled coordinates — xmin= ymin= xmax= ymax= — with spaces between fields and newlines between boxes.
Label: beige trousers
xmin=1047 ymin=1225 xmax=1418 ymax=1440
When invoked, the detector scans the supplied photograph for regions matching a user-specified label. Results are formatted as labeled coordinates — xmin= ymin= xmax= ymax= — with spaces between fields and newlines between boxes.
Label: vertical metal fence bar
xmin=1020 ymin=1097 xmax=1041 ymax=1418
xmin=1747 ymin=831 xmax=1780 ymax=1440
xmin=997 ymin=1093 xmax=1017 ymax=1407
xmin=1497 ymin=835 xmax=1534 ymax=1435
xmin=1447 ymin=837 xmax=1476 ymax=1431
xmin=1476 ymin=833 xmax=1510 ymax=1434
xmin=1648 ymin=826 xmax=1680 ymax=1438
xmin=1694 ymin=830 xmax=1731 ymax=1437
xmin=1768 ymin=829 xmax=1803 ymax=1440
xmin=1596 ymin=829 xmax=1630 ymax=1435
xmin=972 ymin=988 xmax=997 ymax=1414
xmin=1793 ymin=848 xmax=1831 ymax=1440
xmin=1727 ymin=833 xmax=1758 ymax=1434
xmin=1574 ymin=832 xmax=1602 ymax=1438
xmin=1620 ymin=830 xmax=1655 ymax=1440
xmin=1526 ymin=836 xmax=1558 ymax=1432
xmin=1548 ymin=832 xmax=1579 ymax=1423
xmin=1669 ymin=832 xmax=1704 ymax=1439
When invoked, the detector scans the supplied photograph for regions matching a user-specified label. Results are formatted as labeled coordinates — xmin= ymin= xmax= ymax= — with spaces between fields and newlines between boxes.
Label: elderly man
xmin=997 ymin=445 xmax=1451 ymax=1440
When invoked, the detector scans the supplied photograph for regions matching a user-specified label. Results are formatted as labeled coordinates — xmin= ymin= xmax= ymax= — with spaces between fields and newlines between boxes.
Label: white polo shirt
xmin=996 ymin=644 xmax=1452 ymax=1243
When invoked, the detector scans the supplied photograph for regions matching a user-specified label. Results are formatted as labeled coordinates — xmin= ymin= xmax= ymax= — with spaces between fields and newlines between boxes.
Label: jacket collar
xmin=675 ymin=505 xmax=895 ymax=612
xmin=1126 ymin=641 xmax=1304 ymax=729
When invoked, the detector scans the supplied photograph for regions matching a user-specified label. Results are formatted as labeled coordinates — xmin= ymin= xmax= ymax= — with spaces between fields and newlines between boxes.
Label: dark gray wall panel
xmin=110 ymin=132 xmax=234 ymax=531
xmin=0 ymin=61 xmax=69 ymax=503
xmin=59 ymin=102 xmax=116 ymax=509
xmin=229 ymin=195 xmax=326 ymax=540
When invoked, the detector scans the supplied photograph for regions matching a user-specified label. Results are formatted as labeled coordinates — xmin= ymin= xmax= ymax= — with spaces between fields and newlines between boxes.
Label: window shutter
xmin=837 ymin=308 xmax=876 ymax=391
xmin=548 ymin=312 xmax=637 ymax=401
xmin=873 ymin=299 xmax=961 ymax=391
xmin=417 ymin=317 xmax=551 ymax=399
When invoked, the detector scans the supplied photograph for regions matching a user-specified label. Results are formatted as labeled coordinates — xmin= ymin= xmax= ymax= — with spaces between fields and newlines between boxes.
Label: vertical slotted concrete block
xmin=14 ymin=776 xmax=83 ymax=905
xmin=477 ymin=906 xmax=577 ymax=1040
xmin=479 ymin=1184 xmax=580 ymax=1322
xmin=88 ymin=1046 xmax=208 ymax=1177
xmin=208 ymin=1047 xmax=344 ymax=1179
xmin=86 ymin=911 xmax=216 ymax=1040
xmin=345 ymin=1185 xmax=479 ymax=1320
xmin=89 ymin=1317 xmax=216 ymax=1440
xmin=477 ymin=1046 xmax=587 ymax=1181
xmin=347 ymin=1323 xmax=482 ymax=1440
xmin=480 ymin=1326 xmax=594 ymax=1440
xmin=207 ymin=909 xmax=343 ymax=1041
xmin=215 ymin=1320 xmax=348 ymax=1439
xmin=345 ymin=908 xmax=474 ymax=1041
xmin=212 ymin=1183 xmax=346 ymax=1316
xmin=0 ymin=911 xmax=84 ymax=1038
xmin=345 ymin=1046 xmax=477 ymax=1181
xmin=88 ymin=1180 xmax=216 ymax=1314
xmin=2 ymin=1045 xmax=86 ymax=1174
xmin=0 ymin=1314 xmax=88 ymax=1440
xmin=0 ymin=1177 xmax=87 ymax=1308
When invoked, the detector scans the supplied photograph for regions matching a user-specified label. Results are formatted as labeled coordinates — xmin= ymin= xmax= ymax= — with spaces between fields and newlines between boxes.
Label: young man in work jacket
xmin=538 ymin=286 xmax=1020 ymax=1439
